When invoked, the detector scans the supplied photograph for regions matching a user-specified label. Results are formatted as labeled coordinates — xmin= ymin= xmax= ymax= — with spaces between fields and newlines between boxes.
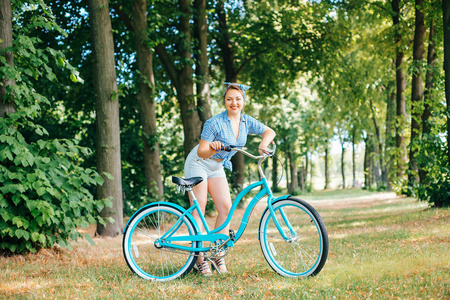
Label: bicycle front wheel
xmin=259 ymin=198 xmax=328 ymax=277
xmin=123 ymin=203 xmax=199 ymax=281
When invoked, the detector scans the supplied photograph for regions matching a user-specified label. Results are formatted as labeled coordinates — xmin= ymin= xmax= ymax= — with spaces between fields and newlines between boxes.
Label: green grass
xmin=1 ymin=190 xmax=449 ymax=299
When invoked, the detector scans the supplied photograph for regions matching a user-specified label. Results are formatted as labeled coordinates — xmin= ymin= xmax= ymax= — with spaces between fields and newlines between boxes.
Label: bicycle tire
xmin=122 ymin=203 xmax=199 ymax=281
xmin=259 ymin=197 xmax=328 ymax=277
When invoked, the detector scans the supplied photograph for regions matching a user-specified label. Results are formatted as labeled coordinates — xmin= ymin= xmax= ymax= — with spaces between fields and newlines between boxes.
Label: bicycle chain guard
xmin=209 ymin=240 xmax=229 ymax=259
xmin=208 ymin=229 xmax=237 ymax=259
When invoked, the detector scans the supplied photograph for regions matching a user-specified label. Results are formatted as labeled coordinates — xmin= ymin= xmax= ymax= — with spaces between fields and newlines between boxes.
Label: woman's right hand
xmin=209 ymin=141 xmax=224 ymax=153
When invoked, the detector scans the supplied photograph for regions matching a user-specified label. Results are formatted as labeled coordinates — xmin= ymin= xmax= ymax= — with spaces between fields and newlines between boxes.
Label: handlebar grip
xmin=221 ymin=146 xmax=232 ymax=152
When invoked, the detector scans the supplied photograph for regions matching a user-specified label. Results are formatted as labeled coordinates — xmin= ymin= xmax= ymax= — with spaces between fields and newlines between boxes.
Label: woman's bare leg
xmin=207 ymin=177 xmax=232 ymax=235
xmin=189 ymin=181 xmax=211 ymax=274
xmin=207 ymin=177 xmax=232 ymax=272
xmin=190 ymin=180 xmax=208 ymax=233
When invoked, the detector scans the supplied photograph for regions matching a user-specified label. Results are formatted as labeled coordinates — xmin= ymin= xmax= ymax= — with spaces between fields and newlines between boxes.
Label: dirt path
xmin=305 ymin=192 xmax=403 ymax=210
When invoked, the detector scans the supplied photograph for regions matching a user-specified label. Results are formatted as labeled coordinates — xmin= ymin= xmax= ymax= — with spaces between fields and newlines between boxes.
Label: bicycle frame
xmin=154 ymin=147 xmax=296 ymax=253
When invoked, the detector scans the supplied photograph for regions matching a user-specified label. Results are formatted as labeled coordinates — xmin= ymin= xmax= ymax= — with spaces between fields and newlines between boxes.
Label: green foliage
xmin=0 ymin=1 xmax=109 ymax=254
xmin=0 ymin=108 xmax=109 ymax=254
xmin=414 ymin=132 xmax=450 ymax=208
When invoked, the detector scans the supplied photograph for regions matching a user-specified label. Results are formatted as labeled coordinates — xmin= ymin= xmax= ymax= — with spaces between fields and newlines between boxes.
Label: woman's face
xmin=224 ymin=89 xmax=244 ymax=116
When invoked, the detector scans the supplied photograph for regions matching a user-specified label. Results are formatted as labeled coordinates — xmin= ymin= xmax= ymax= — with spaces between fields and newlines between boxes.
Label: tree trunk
xmin=285 ymin=159 xmax=289 ymax=191
xmin=130 ymin=0 xmax=164 ymax=199
xmin=419 ymin=19 xmax=437 ymax=183
xmin=178 ymin=83 xmax=202 ymax=156
xmin=287 ymin=149 xmax=298 ymax=193
xmin=372 ymin=138 xmax=378 ymax=187
xmin=364 ymin=137 xmax=370 ymax=189
xmin=272 ymin=155 xmax=279 ymax=192
xmin=305 ymin=151 xmax=310 ymax=190
xmin=443 ymin=0 xmax=450 ymax=165
xmin=0 ymin=0 xmax=15 ymax=117
xmin=352 ymin=130 xmax=356 ymax=188
xmin=408 ymin=0 xmax=426 ymax=184
xmin=298 ymin=166 xmax=306 ymax=193
xmin=369 ymin=98 xmax=383 ymax=187
xmin=215 ymin=0 xmax=244 ymax=191
xmin=193 ymin=0 xmax=211 ymax=124
xmin=422 ymin=19 xmax=436 ymax=137
xmin=385 ymin=81 xmax=397 ymax=191
xmin=231 ymin=151 xmax=245 ymax=188
xmin=178 ymin=0 xmax=202 ymax=156
xmin=392 ymin=0 xmax=407 ymax=180
xmin=88 ymin=0 xmax=123 ymax=237
xmin=340 ymin=141 xmax=345 ymax=189
xmin=216 ymin=0 xmax=236 ymax=82
xmin=155 ymin=0 xmax=202 ymax=157
xmin=324 ymin=139 xmax=330 ymax=190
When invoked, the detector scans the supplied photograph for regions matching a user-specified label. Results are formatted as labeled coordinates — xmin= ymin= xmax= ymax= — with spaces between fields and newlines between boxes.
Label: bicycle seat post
xmin=185 ymin=186 xmax=197 ymax=202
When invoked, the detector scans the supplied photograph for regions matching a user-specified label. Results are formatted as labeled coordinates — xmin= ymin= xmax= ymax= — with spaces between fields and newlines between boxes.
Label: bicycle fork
xmin=267 ymin=197 xmax=298 ymax=242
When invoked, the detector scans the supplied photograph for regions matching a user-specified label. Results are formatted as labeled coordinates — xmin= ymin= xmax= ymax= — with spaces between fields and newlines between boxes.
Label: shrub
xmin=415 ymin=133 xmax=450 ymax=208
xmin=0 ymin=109 xmax=110 ymax=254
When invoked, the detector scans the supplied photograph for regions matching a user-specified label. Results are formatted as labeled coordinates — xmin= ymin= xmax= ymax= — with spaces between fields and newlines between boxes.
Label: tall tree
xmin=155 ymin=0 xmax=203 ymax=156
xmin=385 ymin=80 xmax=397 ymax=191
xmin=130 ymin=0 xmax=164 ymax=199
xmin=88 ymin=0 xmax=123 ymax=236
xmin=352 ymin=128 xmax=357 ymax=188
xmin=212 ymin=1 xmax=326 ymax=191
xmin=287 ymin=143 xmax=299 ymax=193
xmin=324 ymin=138 xmax=330 ymax=190
xmin=408 ymin=0 xmax=426 ymax=183
xmin=392 ymin=0 xmax=408 ymax=180
xmin=444 ymin=0 xmax=450 ymax=165
xmin=368 ymin=97 xmax=383 ymax=187
xmin=422 ymin=19 xmax=436 ymax=138
xmin=193 ymin=0 xmax=211 ymax=123
xmin=0 ymin=0 xmax=15 ymax=117
xmin=338 ymin=128 xmax=347 ymax=189
xmin=419 ymin=18 xmax=437 ymax=183
xmin=215 ymin=0 xmax=237 ymax=82
xmin=214 ymin=0 xmax=245 ymax=190
xmin=271 ymin=155 xmax=279 ymax=192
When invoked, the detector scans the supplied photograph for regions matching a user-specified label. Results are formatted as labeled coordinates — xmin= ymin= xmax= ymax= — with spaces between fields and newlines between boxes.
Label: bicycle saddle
xmin=172 ymin=176 xmax=204 ymax=187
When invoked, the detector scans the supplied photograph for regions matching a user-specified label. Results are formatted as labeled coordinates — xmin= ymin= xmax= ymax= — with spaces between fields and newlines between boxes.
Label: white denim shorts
xmin=184 ymin=145 xmax=226 ymax=181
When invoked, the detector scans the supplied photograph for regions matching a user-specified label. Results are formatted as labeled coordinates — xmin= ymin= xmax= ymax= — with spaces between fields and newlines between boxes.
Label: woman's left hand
xmin=258 ymin=140 xmax=275 ymax=155
xmin=258 ymin=127 xmax=276 ymax=155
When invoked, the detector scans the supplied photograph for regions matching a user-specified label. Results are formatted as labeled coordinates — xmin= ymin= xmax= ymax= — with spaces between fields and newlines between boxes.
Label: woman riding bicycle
xmin=184 ymin=83 xmax=276 ymax=276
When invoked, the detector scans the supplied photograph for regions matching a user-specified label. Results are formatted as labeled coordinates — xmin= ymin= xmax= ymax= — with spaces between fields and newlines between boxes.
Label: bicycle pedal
xmin=229 ymin=230 xmax=236 ymax=242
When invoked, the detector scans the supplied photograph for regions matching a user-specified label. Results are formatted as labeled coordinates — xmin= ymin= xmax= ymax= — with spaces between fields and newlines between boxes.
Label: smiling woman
xmin=184 ymin=82 xmax=276 ymax=275
xmin=224 ymin=88 xmax=244 ymax=117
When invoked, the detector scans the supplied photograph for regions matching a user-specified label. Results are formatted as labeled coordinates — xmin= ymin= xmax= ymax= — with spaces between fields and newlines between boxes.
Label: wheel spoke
xmin=289 ymin=240 xmax=316 ymax=270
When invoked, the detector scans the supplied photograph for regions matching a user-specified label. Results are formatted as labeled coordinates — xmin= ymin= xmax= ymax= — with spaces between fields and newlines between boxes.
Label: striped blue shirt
xmin=200 ymin=110 xmax=266 ymax=171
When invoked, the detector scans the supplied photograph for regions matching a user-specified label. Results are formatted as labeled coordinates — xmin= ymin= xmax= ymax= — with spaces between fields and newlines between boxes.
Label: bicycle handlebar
xmin=221 ymin=144 xmax=276 ymax=159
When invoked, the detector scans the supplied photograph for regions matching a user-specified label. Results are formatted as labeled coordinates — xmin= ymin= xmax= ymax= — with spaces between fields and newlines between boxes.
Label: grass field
xmin=1 ymin=190 xmax=449 ymax=299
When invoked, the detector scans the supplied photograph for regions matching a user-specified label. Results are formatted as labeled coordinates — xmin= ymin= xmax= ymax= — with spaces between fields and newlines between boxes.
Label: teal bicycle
xmin=122 ymin=145 xmax=328 ymax=281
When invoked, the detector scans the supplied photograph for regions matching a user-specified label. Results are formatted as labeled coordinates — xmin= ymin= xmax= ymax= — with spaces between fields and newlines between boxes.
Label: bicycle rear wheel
xmin=123 ymin=203 xmax=199 ymax=281
xmin=259 ymin=198 xmax=328 ymax=277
